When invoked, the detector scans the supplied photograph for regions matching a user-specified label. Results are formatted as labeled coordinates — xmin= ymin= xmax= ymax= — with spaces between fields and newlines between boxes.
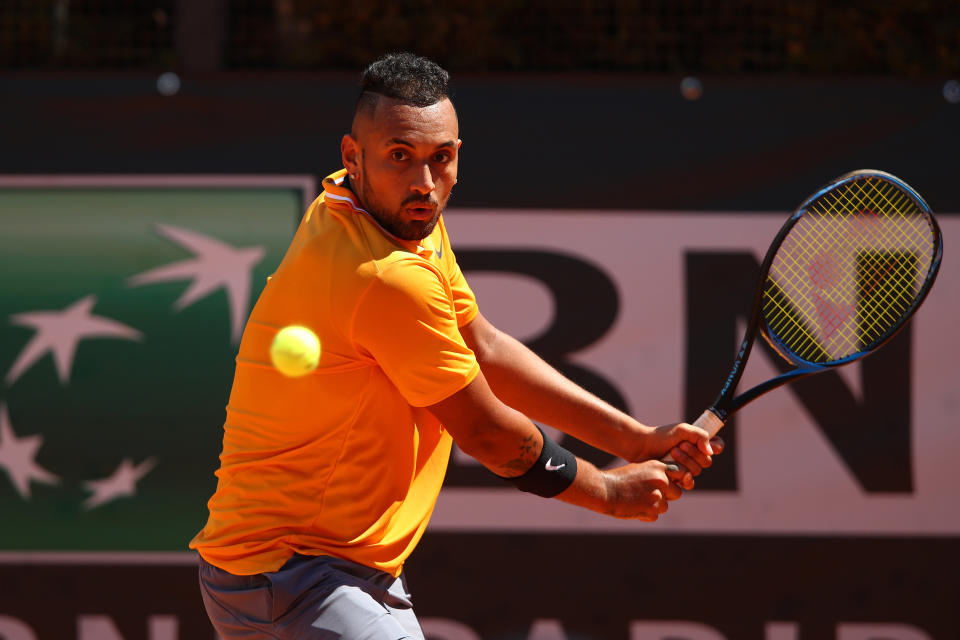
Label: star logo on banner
xmin=0 ymin=209 xmax=281 ymax=528
xmin=0 ymin=403 xmax=60 ymax=499
xmin=126 ymin=224 xmax=266 ymax=343
xmin=82 ymin=457 xmax=156 ymax=510
xmin=6 ymin=296 xmax=142 ymax=386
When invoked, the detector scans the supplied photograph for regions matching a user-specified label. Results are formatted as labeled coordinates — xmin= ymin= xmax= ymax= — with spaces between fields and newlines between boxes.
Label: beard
xmin=364 ymin=189 xmax=444 ymax=241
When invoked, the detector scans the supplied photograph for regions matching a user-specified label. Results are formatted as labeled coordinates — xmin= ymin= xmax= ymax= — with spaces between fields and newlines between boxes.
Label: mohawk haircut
xmin=355 ymin=52 xmax=450 ymax=117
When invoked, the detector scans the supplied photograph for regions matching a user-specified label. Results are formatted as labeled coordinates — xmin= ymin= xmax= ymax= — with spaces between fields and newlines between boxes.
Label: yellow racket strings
xmin=762 ymin=176 xmax=935 ymax=363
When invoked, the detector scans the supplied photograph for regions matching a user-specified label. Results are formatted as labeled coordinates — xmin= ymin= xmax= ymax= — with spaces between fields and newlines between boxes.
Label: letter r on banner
xmin=630 ymin=620 xmax=726 ymax=640
xmin=836 ymin=623 xmax=932 ymax=640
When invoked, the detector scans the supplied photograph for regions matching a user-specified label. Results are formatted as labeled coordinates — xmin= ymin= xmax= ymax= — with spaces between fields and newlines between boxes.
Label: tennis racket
xmin=691 ymin=169 xmax=943 ymax=439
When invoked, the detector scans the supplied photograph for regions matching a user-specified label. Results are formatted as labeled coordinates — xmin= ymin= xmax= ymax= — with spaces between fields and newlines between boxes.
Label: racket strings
xmin=856 ymin=252 xmax=918 ymax=344
xmin=769 ymin=180 xmax=932 ymax=360
xmin=766 ymin=214 xmax=884 ymax=358
xmin=762 ymin=176 xmax=936 ymax=364
xmin=770 ymin=212 xmax=924 ymax=359
xmin=815 ymin=183 xmax=923 ymax=336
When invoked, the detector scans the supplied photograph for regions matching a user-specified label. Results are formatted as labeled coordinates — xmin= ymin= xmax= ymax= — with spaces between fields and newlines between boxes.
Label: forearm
xmin=427 ymin=371 xmax=689 ymax=522
xmin=476 ymin=326 xmax=651 ymax=460
xmin=455 ymin=404 xmax=544 ymax=478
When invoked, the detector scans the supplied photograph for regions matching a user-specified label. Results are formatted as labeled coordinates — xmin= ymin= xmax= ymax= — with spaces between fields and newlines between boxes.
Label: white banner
xmin=434 ymin=210 xmax=959 ymax=535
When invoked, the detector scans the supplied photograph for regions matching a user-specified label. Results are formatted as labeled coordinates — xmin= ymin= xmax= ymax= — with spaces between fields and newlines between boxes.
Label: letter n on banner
xmin=685 ymin=252 xmax=913 ymax=492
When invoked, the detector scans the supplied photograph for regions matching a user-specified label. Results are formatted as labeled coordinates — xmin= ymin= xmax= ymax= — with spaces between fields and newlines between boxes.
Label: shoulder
xmin=369 ymin=255 xmax=449 ymax=300
xmin=350 ymin=256 xmax=458 ymax=330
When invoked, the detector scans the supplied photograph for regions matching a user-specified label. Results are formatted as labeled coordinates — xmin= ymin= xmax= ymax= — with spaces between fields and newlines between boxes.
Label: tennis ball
xmin=269 ymin=325 xmax=320 ymax=377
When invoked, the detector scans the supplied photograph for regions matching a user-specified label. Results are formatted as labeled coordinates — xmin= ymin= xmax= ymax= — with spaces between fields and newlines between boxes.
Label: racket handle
xmin=692 ymin=409 xmax=725 ymax=438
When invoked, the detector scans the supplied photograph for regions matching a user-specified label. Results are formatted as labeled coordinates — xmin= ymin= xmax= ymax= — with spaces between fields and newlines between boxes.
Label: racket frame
xmin=701 ymin=170 xmax=943 ymax=428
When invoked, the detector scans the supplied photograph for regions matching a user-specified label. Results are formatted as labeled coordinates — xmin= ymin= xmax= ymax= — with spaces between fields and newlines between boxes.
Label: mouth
xmin=405 ymin=205 xmax=436 ymax=221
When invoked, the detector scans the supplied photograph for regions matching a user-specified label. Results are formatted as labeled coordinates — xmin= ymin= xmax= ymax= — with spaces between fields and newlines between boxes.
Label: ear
xmin=341 ymin=134 xmax=360 ymax=177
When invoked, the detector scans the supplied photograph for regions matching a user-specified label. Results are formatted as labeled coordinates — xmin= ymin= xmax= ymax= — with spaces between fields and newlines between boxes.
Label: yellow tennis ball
xmin=269 ymin=325 xmax=320 ymax=377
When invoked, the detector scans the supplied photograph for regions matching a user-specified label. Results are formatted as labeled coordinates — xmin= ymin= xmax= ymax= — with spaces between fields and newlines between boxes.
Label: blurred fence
xmin=1 ymin=1 xmax=176 ymax=68
xmin=2 ymin=1 xmax=959 ymax=73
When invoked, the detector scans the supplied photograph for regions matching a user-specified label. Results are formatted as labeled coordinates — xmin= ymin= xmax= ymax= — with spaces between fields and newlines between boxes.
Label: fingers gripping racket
xmin=692 ymin=169 xmax=943 ymax=439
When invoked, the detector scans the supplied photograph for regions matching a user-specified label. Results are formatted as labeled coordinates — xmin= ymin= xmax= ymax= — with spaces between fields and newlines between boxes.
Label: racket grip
xmin=692 ymin=409 xmax=725 ymax=438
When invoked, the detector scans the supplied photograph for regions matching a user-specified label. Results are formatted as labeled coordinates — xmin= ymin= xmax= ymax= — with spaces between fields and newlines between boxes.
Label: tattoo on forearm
xmin=497 ymin=432 xmax=539 ymax=475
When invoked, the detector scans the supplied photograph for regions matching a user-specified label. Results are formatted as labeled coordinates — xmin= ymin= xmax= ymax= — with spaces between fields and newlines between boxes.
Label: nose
xmin=410 ymin=163 xmax=435 ymax=195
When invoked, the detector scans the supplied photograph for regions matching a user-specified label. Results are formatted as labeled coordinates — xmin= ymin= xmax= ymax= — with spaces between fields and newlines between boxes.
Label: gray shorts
xmin=198 ymin=553 xmax=426 ymax=639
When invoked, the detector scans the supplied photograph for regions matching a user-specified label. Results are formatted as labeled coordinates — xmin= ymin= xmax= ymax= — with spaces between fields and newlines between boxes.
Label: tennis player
xmin=190 ymin=52 xmax=723 ymax=639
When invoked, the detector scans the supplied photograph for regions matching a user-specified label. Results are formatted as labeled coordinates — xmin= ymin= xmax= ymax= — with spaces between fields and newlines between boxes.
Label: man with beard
xmin=191 ymin=52 xmax=722 ymax=639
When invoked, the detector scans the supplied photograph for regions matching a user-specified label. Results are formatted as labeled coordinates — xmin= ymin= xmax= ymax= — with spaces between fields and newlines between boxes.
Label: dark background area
xmin=1 ymin=1 xmax=958 ymax=212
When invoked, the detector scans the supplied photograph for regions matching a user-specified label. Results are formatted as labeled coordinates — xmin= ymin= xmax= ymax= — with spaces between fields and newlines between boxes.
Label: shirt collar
xmin=322 ymin=169 xmax=437 ymax=257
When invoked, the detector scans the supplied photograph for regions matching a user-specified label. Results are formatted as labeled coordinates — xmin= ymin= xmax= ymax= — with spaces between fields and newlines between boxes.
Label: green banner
xmin=0 ymin=182 xmax=307 ymax=550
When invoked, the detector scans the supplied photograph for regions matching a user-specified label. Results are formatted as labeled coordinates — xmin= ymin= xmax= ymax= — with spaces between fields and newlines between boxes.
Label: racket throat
xmin=727 ymin=367 xmax=819 ymax=414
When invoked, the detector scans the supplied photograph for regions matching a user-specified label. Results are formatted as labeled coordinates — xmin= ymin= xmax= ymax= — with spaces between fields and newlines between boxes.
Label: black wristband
xmin=507 ymin=424 xmax=578 ymax=498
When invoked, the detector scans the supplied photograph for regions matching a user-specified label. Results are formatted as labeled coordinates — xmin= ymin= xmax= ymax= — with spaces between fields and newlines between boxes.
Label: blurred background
xmin=1 ymin=2 xmax=959 ymax=639
xmin=4 ymin=0 xmax=958 ymax=72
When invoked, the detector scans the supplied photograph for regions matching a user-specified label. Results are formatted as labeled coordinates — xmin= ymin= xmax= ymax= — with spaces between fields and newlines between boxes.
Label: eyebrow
xmin=386 ymin=137 xmax=457 ymax=149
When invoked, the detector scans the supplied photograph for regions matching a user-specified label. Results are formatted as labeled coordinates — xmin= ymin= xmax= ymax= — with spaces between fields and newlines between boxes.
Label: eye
xmin=390 ymin=150 xmax=408 ymax=162
xmin=433 ymin=151 xmax=452 ymax=163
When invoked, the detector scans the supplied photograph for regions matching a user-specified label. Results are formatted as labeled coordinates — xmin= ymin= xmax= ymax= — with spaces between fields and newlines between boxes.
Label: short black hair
xmin=355 ymin=52 xmax=450 ymax=116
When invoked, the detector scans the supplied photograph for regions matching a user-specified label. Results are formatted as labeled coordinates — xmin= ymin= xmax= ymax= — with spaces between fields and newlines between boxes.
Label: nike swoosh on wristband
xmin=544 ymin=458 xmax=566 ymax=472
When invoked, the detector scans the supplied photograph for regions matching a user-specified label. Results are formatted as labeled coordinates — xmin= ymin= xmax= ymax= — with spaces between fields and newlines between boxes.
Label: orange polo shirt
xmin=190 ymin=169 xmax=480 ymax=577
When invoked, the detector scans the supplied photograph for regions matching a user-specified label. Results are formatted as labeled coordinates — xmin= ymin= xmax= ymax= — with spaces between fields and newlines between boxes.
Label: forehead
xmin=359 ymin=97 xmax=459 ymax=145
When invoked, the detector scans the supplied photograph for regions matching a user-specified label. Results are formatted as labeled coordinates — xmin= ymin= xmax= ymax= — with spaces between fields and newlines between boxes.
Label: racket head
xmin=758 ymin=169 xmax=942 ymax=370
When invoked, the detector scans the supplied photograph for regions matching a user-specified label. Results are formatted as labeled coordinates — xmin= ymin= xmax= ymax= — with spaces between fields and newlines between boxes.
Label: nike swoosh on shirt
xmin=544 ymin=458 xmax=566 ymax=472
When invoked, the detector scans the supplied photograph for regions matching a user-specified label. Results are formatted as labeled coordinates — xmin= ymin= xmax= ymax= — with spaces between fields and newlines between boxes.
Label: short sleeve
xmin=352 ymin=260 xmax=480 ymax=407
xmin=437 ymin=218 xmax=478 ymax=328
xmin=445 ymin=251 xmax=478 ymax=327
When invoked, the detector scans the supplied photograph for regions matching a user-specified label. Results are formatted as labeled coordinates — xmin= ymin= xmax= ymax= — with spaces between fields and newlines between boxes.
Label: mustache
xmin=401 ymin=194 xmax=439 ymax=207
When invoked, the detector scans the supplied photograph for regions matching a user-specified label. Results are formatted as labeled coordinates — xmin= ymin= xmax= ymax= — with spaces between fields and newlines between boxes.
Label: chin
xmin=419 ymin=217 xmax=442 ymax=240
xmin=402 ymin=215 xmax=441 ymax=241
